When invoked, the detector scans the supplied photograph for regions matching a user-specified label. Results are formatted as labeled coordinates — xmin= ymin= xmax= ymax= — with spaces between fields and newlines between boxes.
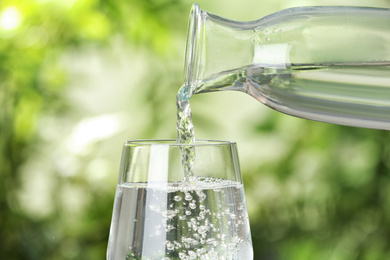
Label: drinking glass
xmin=107 ymin=139 xmax=253 ymax=260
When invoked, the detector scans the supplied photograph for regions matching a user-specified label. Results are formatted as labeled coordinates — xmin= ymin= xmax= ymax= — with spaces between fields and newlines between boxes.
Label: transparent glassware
xmin=184 ymin=4 xmax=390 ymax=129
xmin=107 ymin=140 xmax=253 ymax=260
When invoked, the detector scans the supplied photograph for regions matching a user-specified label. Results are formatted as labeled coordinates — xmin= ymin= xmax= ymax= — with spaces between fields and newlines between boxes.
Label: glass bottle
xmin=184 ymin=4 xmax=390 ymax=129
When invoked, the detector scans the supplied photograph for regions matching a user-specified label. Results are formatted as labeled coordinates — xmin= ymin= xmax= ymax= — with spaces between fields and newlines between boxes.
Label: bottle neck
xmin=184 ymin=4 xmax=256 ymax=95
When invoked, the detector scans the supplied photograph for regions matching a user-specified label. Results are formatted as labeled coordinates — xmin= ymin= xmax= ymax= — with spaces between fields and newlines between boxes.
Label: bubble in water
xmin=179 ymin=252 xmax=187 ymax=260
xmin=188 ymin=250 xmax=197 ymax=259
xmin=162 ymin=210 xmax=177 ymax=220
xmin=190 ymin=218 xmax=197 ymax=225
xmin=166 ymin=225 xmax=175 ymax=232
xmin=207 ymin=238 xmax=218 ymax=247
xmin=198 ymin=225 xmax=209 ymax=235
xmin=182 ymin=236 xmax=199 ymax=247
xmin=166 ymin=241 xmax=175 ymax=251
xmin=196 ymin=248 xmax=206 ymax=255
xmin=174 ymin=240 xmax=181 ymax=248
xmin=189 ymin=201 xmax=196 ymax=209
xmin=174 ymin=195 xmax=182 ymax=202
xmin=184 ymin=192 xmax=193 ymax=201
xmin=196 ymin=190 xmax=206 ymax=202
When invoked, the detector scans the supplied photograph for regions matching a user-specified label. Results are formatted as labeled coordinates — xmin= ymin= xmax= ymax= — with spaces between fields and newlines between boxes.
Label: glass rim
xmin=124 ymin=139 xmax=236 ymax=147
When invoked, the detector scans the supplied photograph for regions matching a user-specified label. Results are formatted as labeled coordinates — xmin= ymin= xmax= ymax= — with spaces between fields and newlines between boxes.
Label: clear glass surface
xmin=107 ymin=140 xmax=253 ymax=260
xmin=184 ymin=4 xmax=390 ymax=129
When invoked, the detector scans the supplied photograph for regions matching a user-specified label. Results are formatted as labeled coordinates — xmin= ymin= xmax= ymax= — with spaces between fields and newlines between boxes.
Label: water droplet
xmin=196 ymin=191 xmax=206 ymax=202
xmin=198 ymin=225 xmax=209 ymax=235
xmin=189 ymin=202 xmax=196 ymax=209
xmin=188 ymin=250 xmax=197 ymax=259
xmin=185 ymin=192 xmax=193 ymax=201
xmin=162 ymin=210 xmax=177 ymax=219
xmin=166 ymin=242 xmax=175 ymax=251
xmin=173 ymin=195 xmax=182 ymax=202
xmin=166 ymin=225 xmax=175 ymax=232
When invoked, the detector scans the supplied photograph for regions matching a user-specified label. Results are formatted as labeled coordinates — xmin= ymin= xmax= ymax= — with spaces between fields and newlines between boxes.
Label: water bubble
xmin=174 ymin=195 xmax=182 ymax=202
xmin=198 ymin=225 xmax=209 ymax=235
xmin=189 ymin=202 xmax=196 ymax=209
xmin=182 ymin=236 xmax=199 ymax=247
xmin=162 ymin=210 xmax=177 ymax=220
xmin=166 ymin=242 xmax=175 ymax=251
xmin=207 ymin=238 xmax=218 ymax=247
xmin=185 ymin=210 xmax=191 ymax=215
xmin=188 ymin=250 xmax=197 ymax=259
xmin=179 ymin=252 xmax=187 ymax=259
xmin=196 ymin=248 xmax=206 ymax=255
xmin=198 ymin=212 xmax=205 ymax=220
xmin=185 ymin=192 xmax=193 ymax=201
xmin=197 ymin=191 xmax=206 ymax=202
xmin=199 ymin=205 xmax=205 ymax=210
xmin=166 ymin=225 xmax=175 ymax=232
xmin=190 ymin=218 xmax=197 ymax=228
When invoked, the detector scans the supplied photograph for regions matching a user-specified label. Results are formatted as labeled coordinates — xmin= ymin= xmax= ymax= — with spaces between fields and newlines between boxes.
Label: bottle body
xmin=185 ymin=5 xmax=390 ymax=129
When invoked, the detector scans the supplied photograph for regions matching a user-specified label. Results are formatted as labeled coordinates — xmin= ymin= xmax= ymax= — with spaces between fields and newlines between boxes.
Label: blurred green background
xmin=1 ymin=0 xmax=390 ymax=259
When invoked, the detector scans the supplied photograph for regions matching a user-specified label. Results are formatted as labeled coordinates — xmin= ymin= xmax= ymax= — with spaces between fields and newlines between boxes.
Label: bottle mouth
xmin=184 ymin=3 xmax=201 ymax=89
